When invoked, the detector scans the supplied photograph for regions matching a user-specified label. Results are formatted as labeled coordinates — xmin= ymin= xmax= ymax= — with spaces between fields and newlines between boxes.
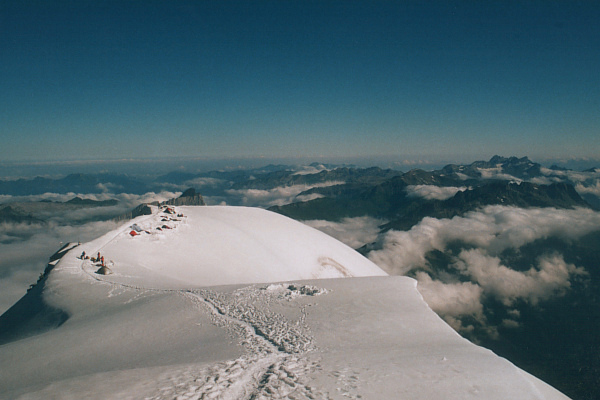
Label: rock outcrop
xmin=114 ymin=188 xmax=205 ymax=222
xmin=161 ymin=188 xmax=206 ymax=206
xmin=114 ymin=203 xmax=156 ymax=222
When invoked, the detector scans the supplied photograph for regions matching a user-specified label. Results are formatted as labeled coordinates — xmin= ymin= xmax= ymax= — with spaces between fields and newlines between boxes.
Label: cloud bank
xmin=575 ymin=180 xmax=600 ymax=198
xmin=477 ymin=168 xmax=522 ymax=182
xmin=292 ymin=164 xmax=331 ymax=176
xmin=302 ymin=216 xmax=385 ymax=249
xmin=369 ymin=206 xmax=600 ymax=275
xmin=225 ymin=182 xmax=343 ymax=208
xmin=415 ymin=271 xmax=484 ymax=319
xmin=456 ymin=250 xmax=584 ymax=307
xmin=405 ymin=185 xmax=467 ymax=201
xmin=368 ymin=205 xmax=600 ymax=334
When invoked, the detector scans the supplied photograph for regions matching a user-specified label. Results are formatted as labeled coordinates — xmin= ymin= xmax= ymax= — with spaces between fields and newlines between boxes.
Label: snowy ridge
xmin=0 ymin=206 xmax=570 ymax=399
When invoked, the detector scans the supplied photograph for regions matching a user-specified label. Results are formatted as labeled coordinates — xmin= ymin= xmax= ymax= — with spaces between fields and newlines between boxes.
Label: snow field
xmin=84 ymin=206 xmax=386 ymax=290
xmin=0 ymin=205 xmax=570 ymax=399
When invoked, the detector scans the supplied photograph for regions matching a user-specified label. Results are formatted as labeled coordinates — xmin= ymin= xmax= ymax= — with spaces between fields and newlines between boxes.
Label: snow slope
xmin=0 ymin=206 xmax=569 ymax=399
xmin=91 ymin=205 xmax=386 ymax=289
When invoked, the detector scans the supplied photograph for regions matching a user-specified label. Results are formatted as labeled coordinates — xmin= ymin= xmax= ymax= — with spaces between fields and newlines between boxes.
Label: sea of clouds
xmin=366 ymin=205 xmax=598 ymax=334
xmin=224 ymin=181 xmax=343 ymax=207
xmin=405 ymin=185 xmax=468 ymax=200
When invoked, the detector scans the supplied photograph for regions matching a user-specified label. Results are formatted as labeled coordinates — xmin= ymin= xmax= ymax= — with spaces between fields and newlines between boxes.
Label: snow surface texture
xmin=0 ymin=206 xmax=569 ymax=399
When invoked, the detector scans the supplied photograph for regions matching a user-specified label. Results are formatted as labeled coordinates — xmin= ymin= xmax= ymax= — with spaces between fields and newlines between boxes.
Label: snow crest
xmin=83 ymin=205 xmax=386 ymax=290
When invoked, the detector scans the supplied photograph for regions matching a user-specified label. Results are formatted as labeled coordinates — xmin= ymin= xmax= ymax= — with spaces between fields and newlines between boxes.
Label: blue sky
xmin=1 ymin=1 xmax=599 ymax=164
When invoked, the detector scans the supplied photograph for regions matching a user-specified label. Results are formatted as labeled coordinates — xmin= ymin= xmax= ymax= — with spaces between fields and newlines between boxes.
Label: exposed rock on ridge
xmin=114 ymin=188 xmax=205 ymax=221
xmin=162 ymin=188 xmax=206 ymax=206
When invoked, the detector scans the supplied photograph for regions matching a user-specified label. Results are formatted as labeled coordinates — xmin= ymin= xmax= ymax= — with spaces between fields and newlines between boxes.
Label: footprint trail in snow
xmin=148 ymin=283 xmax=330 ymax=400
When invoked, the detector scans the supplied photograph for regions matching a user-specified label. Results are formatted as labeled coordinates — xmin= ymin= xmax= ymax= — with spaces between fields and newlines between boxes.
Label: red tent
xmin=129 ymin=230 xmax=139 ymax=236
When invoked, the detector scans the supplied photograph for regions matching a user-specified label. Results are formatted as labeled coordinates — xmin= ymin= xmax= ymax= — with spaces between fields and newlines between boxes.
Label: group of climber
xmin=80 ymin=251 xmax=111 ymax=275
xmin=81 ymin=206 xmax=186 ymax=275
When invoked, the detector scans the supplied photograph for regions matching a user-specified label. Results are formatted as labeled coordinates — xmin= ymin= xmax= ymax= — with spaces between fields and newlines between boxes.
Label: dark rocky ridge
xmin=0 ymin=205 xmax=41 ymax=224
xmin=115 ymin=188 xmax=205 ymax=221
xmin=270 ymin=155 xmax=594 ymax=228
xmin=0 ymin=173 xmax=150 ymax=195
xmin=65 ymin=197 xmax=118 ymax=206
xmin=162 ymin=188 xmax=206 ymax=206
xmin=271 ymin=178 xmax=590 ymax=229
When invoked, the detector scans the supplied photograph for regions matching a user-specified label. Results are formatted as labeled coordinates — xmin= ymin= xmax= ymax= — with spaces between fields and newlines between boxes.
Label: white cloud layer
xmin=477 ymin=167 xmax=522 ymax=182
xmin=368 ymin=205 xmax=600 ymax=325
xmin=540 ymin=166 xmax=600 ymax=183
xmin=0 ymin=191 xmax=180 ymax=209
xmin=225 ymin=182 xmax=344 ymax=208
xmin=455 ymin=250 xmax=585 ymax=306
xmin=1 ymin=191 xmax=181 ymax=225
xmin=405 ymin=185 xmax=467 ymax=201
xmin=538 ymin=167 xmax=600 ymax=199
xmin=292 ymin=164 xmax=331 ymax=175
xmin=415 ymin=271 xmax=484 ymax=318
xmin=369 ymin=205 xmax=600 ymax=275
xmin=302 ymin=216 xmax=385 ymax=249
xmin=575 ymin=181 xmax=600 ymax=197
xmin=184 ymin=177 xmax=228 ymax=188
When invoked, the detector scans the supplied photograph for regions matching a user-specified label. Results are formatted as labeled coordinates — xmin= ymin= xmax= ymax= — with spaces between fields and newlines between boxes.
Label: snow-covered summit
xmin=0 ymin=206 xmax=569 ymax=399
xmin=82 ymin=205 xmax=387 ymax=289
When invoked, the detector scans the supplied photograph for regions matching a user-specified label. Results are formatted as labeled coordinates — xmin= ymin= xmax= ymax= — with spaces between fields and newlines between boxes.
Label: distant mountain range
xmin=1 ymin=156 xmax=598 ymax=208
xmin=0 ymin=173 xmax=150 ymax=195
xmin=0 ymin=205 xmax=42 ymax=224
xmin=270 ymin=156 xmax=595 ymax=228
xmin=0 ymin=197 xmax=120 ymax=225
xmin=442 ymin=155 xmax=542 ymax=179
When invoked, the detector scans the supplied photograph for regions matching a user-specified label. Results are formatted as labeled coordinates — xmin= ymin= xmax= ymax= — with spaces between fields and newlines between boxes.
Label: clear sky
xmin=1 ymin=1 xmax=599 ymax=164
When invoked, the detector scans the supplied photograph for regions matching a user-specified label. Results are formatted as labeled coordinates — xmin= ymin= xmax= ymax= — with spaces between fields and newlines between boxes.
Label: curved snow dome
xmin=82 ymin=205 xmax=387 ymax=289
